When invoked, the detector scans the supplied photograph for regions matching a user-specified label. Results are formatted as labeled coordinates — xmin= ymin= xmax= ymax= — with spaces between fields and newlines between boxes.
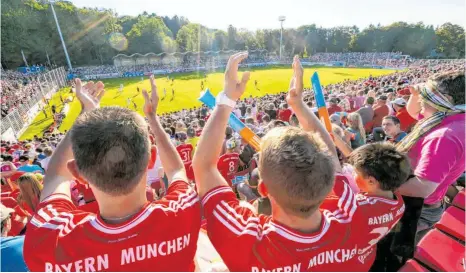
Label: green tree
xmin=436 ymin=23 xmax=465 ymax=58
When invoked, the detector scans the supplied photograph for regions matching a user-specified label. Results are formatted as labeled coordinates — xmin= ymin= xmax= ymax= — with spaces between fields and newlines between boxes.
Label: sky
xmin=71 ymin=0 xmax=466 ymax=31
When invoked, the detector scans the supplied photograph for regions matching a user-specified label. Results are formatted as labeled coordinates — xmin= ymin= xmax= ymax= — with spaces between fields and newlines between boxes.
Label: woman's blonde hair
xmin=347 ymin=112 xmax=366 ymax=142
xmin=17 ymin=173 xmax=43 ymax=214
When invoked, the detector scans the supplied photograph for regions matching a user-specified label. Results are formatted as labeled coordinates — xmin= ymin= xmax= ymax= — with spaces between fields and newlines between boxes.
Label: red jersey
xmin=24 ymin=180 xmax=201 ymax=272
xmin=176 ymin=143 xmax=194 ymax=163
xmin=278 ymin=108 xmax=292 ymax=122
xmin=328 ymin=105 xmax=343 ymax=116
xmin=202 ymin=183 xmax=363 ymax=272
xmin=217 ymin=153 xmax=239 ymax=186
xmin=322 ymin=176 xmax=405 ymax=270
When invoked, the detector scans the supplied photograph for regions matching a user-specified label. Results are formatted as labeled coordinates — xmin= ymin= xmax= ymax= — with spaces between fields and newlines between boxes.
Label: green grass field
xmin=19 ymin=66 xmax=397 ymax=140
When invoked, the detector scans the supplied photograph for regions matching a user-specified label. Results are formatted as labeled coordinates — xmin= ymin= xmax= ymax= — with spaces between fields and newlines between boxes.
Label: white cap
xmin=392 ymin=98 xmax=406 ymax=106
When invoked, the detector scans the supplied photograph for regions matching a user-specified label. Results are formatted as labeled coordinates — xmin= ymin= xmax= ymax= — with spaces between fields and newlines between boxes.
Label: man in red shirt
xmin=24 ymin=77 xmax=200 ymax=272
xmin=193 ymin=53 xmax=377 ymax=272
xmin=327 ymin=98 xmax=342 ymax=115
xmin=277 ymin=103 xmax=292 ymax=122
xmin=176 ymin=132 xmax=194 ymax=163
xmin=392 ymin=98 xmax=417 ymax=132
xmin=217 ymin=139 xmax=239 ymax=186
xmin=371 ymin=95 xmax=390 ymax=130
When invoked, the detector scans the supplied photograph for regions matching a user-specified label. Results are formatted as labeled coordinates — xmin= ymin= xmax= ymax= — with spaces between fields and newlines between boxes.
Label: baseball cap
xmin=392 ymin=98 xmax=407 ymax=106
xmin=1 ymin=204 xmax=14 ymax=222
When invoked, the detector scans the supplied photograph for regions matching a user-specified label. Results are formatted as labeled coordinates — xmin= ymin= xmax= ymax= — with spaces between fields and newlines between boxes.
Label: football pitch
xmin=19 ymin=66 xmax=397 ymax=140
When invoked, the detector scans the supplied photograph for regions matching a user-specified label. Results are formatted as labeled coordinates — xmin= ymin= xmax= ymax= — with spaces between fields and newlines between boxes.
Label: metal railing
xmin=1 ymin=67 xmax=68 ymax=140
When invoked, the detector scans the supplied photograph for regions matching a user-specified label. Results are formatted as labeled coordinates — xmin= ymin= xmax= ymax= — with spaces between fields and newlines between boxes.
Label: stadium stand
xmin=1 ymin=54 xmax=465 ymax=272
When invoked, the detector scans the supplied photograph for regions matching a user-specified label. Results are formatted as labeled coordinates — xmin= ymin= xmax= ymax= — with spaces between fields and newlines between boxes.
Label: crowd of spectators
xmin=0 ymin=53 xmax=464 ymax=271
xmin=308 ymin=52 xmax=409 ymax=67
xmin=0 ymin=70 xmax=45 ymax=118
xmin=72 ymin=54 xmax=275 ymax=77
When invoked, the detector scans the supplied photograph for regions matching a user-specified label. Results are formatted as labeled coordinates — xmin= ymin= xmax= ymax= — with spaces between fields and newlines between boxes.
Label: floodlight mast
xmin=278 ymin=16 xmax=286 ymax=60
xmin=50 ymin=0 xmax=72 ymax=71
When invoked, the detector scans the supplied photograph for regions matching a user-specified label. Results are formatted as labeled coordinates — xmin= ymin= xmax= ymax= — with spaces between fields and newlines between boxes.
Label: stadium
xmin=1 ymin=0 xmax=465 ymax=272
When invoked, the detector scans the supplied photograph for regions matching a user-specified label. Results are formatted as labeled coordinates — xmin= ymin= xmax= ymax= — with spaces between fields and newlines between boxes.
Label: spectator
xmin=186 ymin=126 xmax=199 ymax=153
xmin=372 ymin=95 xmax=390 ymax=129
xmin=16 ymin=173 xmax=43 ymax=217
xmin=175 ymin=132 xmax=194 ymax=163
xmin=382 ymin=116 xmax=407 ymax=143
xmin=192 ymin=53 xmax=400 ymax=272
xmin=397 ymin=71 xmax=465 ymax=239
xmin=17 ymin=155 xmax=44 ymax=174
xmin=343 ymin=143 xmax=410 ymax=271
xmin=0 ymin=204 xmax=28 ymax=272
xmin=392 ymin=98 xmax=417 ymax=132
xmin=239 ymin=102 xmax=247 ymax=117
xmin=221 ymin=126 xmax=233 ymax=155
xmin=346 ymin=112 xmax=366 ymax=149
xmin=327 ymin=97 xmax=342 ymax=115
xmin=357 ymin=96 xmax=375 ymax=127
xmin=354 ymin=90 xmax=366 ymax=109
xmin=338 ymin=94 xmax=351 ymax=112
xmin=277 ymin=103 xmax=292 ymax=122
xmin=289 ymin=113 xmax=299 ymax=127
xmin=38 ymin=147 xmax=53 ymax=171
xmin=236 ymin=168 xmax=260 ymax=202
xmin=217 ymin=138 xmax=240 ymax=186
xmin=330 ymin=113 xmax=343 ymax=127
xmin=264 ymin=103 xmax=277 ymax=120
xmin=23 ymin=77 xmax=200 ymax=271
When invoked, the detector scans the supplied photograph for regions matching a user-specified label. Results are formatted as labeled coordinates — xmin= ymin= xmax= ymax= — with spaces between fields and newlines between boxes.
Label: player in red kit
xmin=24 ymin=76 xmax=200 ymax=272
xmin=193 ymin=53 xmax=370 ymax=271
xmin=217 ymin=139 xmax=239 ymax=186
xmin=176 ymin=132 xmax=194 ymax=163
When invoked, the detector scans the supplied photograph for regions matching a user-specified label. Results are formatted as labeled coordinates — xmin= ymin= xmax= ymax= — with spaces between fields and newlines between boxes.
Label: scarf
xmin=396 ymin=80 xmax=464 ymax=153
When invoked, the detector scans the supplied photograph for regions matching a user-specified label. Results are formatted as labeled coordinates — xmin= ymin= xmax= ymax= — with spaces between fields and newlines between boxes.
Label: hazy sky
xmin=71 ymin=0 xmax=465 ymax=30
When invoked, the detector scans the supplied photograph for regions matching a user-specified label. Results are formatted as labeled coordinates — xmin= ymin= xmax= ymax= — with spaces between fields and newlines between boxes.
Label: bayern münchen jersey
xmin=217 ymin=153 xmax=239 ymax=185
xmin=176 ymin=143 xmax=194 ymax=163
xmin=321 ymin=175 xmax=405 ymax=270
xmin=202 ymin=178 xmax=364 ymax=272
xmin=24 ymin=180 xmax=200 ymax=272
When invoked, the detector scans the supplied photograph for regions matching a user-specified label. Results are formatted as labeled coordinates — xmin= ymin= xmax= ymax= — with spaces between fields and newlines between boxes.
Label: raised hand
xmin=142 ymin=75 xmax=159 ymax=119
xmin=75 ymin=78 xmax=105 ymax=112
xmin=224 ymin=52 xmax=250 ymax=101
xmin=286 ymin=55 xmax=304 ymax=107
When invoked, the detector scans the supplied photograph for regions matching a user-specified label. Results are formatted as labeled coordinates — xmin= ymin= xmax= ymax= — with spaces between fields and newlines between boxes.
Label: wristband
xmin=216 ymin=91 xmax=237 ymax=109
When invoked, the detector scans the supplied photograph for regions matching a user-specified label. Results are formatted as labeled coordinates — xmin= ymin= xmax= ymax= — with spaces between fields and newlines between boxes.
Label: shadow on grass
xmin=334 ymin=72 xmax=353 ymax=76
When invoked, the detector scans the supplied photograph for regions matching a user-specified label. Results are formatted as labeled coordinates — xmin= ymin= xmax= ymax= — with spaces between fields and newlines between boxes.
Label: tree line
xmin=1 ymin=0 xmax=465 ymax=68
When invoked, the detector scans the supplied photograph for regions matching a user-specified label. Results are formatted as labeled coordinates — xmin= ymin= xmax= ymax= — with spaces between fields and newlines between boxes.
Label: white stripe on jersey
xmin=213 ymin=210 xmax=262 ymax=238
xmin=220 ymin=200 xmax=260 ymax=225
xmin=211 ymin=182 xmax=359 ymax=243
xmin=215 ymin=204 xmax=260 ymax=233
xmin=358 ymin=195 xmax=399 ymax=206
xmin=202 ymin=186 xmax=232 ymax=206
